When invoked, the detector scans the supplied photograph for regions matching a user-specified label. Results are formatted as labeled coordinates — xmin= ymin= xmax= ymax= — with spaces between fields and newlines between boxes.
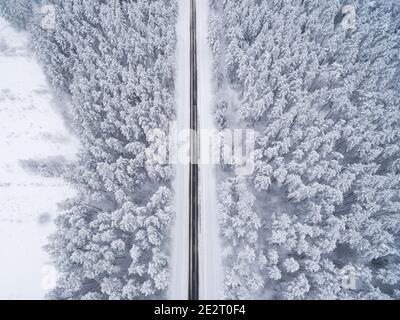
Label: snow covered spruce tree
xmin=32 ymin=0 xmax=177 ymax=299
xmin=210 ymin=0 xmax=400 ymax=299
xmin=218 ymin=177 xmax=265 ymax=299
xmin=0 ymin=0 xmax=34 ymax=30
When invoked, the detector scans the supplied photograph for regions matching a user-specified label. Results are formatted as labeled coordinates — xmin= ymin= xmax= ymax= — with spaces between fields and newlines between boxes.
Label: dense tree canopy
xmin=32 ymin=0 xmax=177 ymax=299
xmin=210 ymin=0 xmax=400 ymax=299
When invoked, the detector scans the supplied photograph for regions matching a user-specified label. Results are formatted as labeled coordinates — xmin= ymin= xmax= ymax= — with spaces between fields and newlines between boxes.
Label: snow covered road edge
xmin=197 ymin=0 xmax=223 ymax=300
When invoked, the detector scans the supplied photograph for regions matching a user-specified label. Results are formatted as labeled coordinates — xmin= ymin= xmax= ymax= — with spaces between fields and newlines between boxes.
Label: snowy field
xmin=0 ymin=0 xmax=397 ymax=301
xmin=0 ymin=18 xmax=77 ymax=299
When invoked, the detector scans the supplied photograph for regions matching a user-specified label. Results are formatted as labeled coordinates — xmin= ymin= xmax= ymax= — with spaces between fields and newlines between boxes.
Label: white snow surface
xmin=170 ymin=0 xmax=190 ymax=299
xmin=197 ymin=0 xmax=223 ymax=299
xmin=0 ymin=18 xmax=78 ymax=299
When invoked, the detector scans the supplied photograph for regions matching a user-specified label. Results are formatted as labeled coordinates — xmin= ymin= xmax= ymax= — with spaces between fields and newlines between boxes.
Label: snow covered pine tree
xmin=210 ymin=0 xmax=400 ymax=299
xmin=0 ymin=0 xmax=33 ymax=30
xmin=32 ymin=0 xmax=177 ymax=299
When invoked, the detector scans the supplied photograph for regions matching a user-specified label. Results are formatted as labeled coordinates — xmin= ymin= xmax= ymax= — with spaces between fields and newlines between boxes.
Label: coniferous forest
xmin=0 ymin=0 xmax=399 ymax=300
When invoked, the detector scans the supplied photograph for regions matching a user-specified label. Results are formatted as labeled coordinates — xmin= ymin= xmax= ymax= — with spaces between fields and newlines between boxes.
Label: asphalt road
xmin=189 ymin=0 xmax=199 ymax=301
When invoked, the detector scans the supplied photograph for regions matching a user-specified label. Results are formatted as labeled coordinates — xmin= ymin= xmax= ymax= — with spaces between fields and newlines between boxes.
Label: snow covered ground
xmin=0 ymin=18 xmax=78 ymax=299
xmin=197 ymin=0 xmax=223 ymax=299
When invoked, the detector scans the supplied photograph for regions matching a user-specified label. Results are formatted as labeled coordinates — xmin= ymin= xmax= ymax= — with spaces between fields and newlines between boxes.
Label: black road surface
xmin=189 ymin=0 xmax=199 ymax=301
